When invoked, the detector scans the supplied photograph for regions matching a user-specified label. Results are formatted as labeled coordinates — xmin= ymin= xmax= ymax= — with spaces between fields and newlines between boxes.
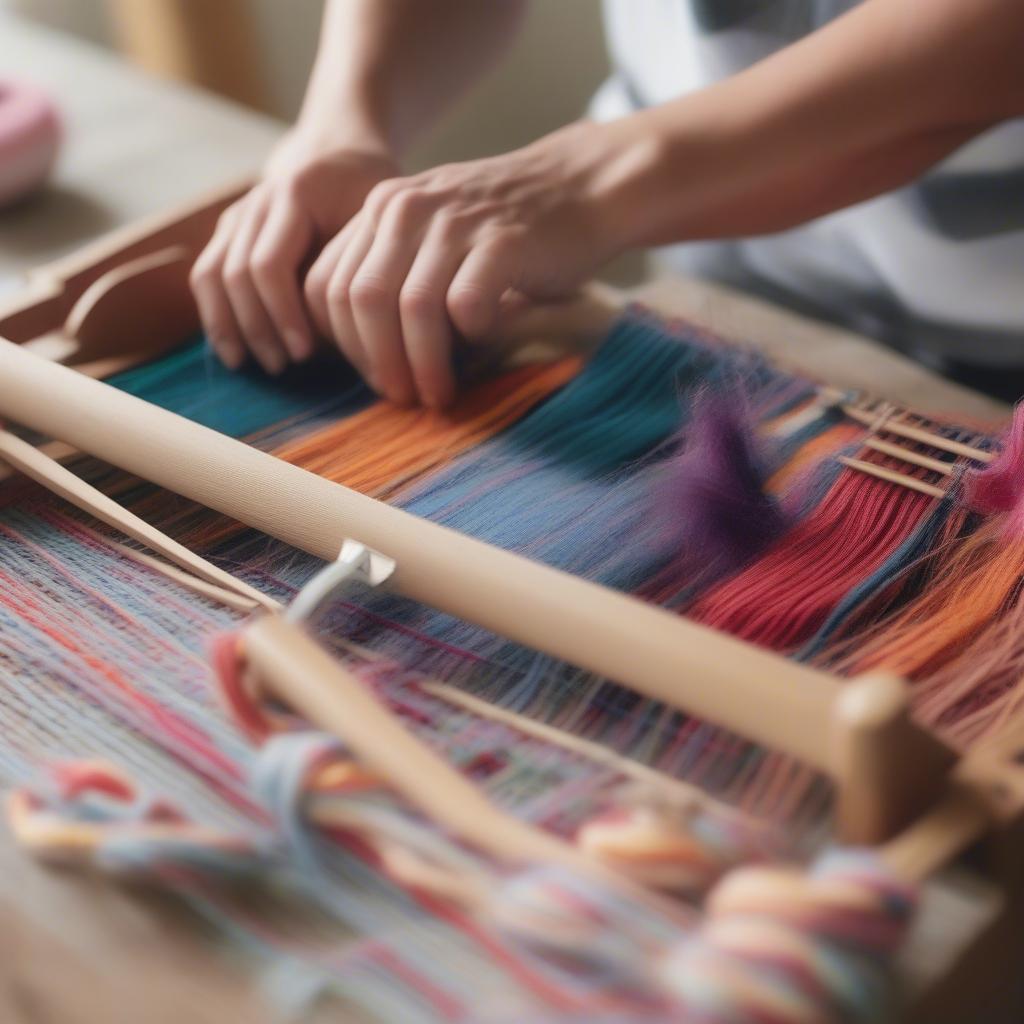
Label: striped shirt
xmin=593 ymin=0 xmax=1024 ymax=367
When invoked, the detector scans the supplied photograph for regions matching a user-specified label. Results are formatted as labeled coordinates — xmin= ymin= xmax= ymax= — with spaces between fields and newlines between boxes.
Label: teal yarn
xmin=108 ymin=335 xmax=372 ymax=439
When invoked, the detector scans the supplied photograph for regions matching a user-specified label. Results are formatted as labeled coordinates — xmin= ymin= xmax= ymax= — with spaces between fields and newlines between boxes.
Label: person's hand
xmin=190 ymin=133 xmax=399 ymax=374
xmin=304 ymin=120 xmax=638 ymax=407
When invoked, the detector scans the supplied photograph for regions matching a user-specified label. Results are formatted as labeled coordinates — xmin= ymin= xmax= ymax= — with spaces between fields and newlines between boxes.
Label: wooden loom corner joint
xmin=833 ymin=673 xmax=956 ymax=845
xmin=955 ymin=729 xmax=1024 ymax=894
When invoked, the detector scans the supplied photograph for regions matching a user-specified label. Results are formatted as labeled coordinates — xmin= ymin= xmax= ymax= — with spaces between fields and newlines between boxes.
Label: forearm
xmin=296 ymin=0 xmax=528 ymax=158
xmin=607 ymin=0 xmax=1024 ymax=247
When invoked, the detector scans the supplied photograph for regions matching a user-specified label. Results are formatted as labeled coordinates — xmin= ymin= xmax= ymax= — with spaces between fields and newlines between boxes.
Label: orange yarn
xmin=834 ymin=520 xmax=1024 ymax=683
xmin=272 ymin=358 xmax=581 ymax=500
xmin=765 ymin=422 xmax=862 ymax=494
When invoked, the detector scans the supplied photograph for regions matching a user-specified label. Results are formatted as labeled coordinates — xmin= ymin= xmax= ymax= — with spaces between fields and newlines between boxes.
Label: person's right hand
xmin=190 ymin=134 xmax=399 ymax=374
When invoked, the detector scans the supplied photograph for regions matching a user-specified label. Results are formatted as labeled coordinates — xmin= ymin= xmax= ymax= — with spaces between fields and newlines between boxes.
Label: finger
xmin=350 ymin=196 xmax=431 ymax=405
xmin=222 ymin=202 xmax=289 ymax=375
xmin=310 ymin=215 xmax=377 ymax=382
xmin=398 ymin=223 xmax=467 ymax=409
xmin=304 ymin=214 xmax=363 ymax=340
xmin=190 ymin=201 xmax=247 ymax=368
xmin=250 ymin=199 xmax=316 ymax=361
xmin=446 ymin=238 xmax=523 ymax=343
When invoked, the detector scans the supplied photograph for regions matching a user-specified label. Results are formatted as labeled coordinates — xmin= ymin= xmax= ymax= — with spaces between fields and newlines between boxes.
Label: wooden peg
xmin=833 ymin=674 xmax=956 ymax=844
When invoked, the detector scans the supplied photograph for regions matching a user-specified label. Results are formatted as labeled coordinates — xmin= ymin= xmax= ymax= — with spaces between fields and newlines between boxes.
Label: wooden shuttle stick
xmin=0 ymin=428 xmax=278 ymax=613
xmin=241 ymin=615 xmax=696 ymax=925
xmin=243 ymin=615 xmax=578 ymax=870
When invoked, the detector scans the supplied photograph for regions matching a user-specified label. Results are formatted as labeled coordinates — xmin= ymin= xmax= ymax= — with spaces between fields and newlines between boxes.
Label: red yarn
xmin=209 ymin=632 xmax=272 ymax=743
xmin=689 ymin=465 xmax=931 ymax=651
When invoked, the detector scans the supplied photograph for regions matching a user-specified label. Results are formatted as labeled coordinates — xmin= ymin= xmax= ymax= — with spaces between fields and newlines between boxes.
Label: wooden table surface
xmin=0 ymin=13 xmax=1013 ymax=1023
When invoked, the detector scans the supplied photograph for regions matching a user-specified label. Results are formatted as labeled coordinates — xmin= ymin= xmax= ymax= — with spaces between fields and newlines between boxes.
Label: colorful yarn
xmin=7 ymin=759 xmax=268 ymax=876
xmin=9 ymin=681 xmax=915 ymax=1024
xmin=108 ymin=337 xmax=372 ymax=440
xmin=575 ymin=800 xmax=760 ymax=892
xmin=964 ymin=403 xmax=1024 ymax=524
xmin=688 ymin=462 xmax=934 ymax=651
xmin=657 ymin=850 xmax=916 ymax=1024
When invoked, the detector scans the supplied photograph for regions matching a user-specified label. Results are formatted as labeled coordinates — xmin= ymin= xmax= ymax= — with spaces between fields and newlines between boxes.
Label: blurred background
xmin=1 ymin=0 xmax=611 ymax=171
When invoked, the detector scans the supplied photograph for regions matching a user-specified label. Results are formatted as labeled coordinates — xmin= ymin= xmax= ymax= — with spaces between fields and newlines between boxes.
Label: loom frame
xmin=0 ymin=181 xmax=1022 ymax=1021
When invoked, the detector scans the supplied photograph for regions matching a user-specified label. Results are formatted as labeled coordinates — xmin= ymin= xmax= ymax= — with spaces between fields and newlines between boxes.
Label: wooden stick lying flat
xmin=105 ymin=539 xmax=273 ymax=613
xmin=245 ymin=617 xmax=594 ymax=873
xmin=863 ymin=437 xmax=956 ymax=477
xmin=0 ymin=428 xmax=278 ymax=613
xmin=422 ymin=679 xmax=706 ymax=806
xmin=838 ymin=456 xmax=947 ymax=499
xmin=843 ymin=406 xmax=993 ymax=463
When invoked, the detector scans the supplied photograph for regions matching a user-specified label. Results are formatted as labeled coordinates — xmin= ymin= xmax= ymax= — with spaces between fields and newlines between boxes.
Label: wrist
xmin=576 ymin=116 xmax=675 ymax=255
xmin=288 ymin=54 xmax=395 ymax=162
xmin=267 ymin=114 xmax=395 ymax=180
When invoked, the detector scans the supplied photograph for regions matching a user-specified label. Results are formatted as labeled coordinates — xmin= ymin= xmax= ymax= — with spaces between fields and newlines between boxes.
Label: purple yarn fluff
xmin=651 ymin=390 xmax=790 ymax=597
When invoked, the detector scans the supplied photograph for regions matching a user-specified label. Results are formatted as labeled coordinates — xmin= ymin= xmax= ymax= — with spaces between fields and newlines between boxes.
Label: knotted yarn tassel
xmin=656 ymin=849 xmax=917 ymax=1023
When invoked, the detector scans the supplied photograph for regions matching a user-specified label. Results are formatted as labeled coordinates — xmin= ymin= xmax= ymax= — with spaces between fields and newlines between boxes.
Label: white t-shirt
xmin=594 ymin=0 xmax=1024 ymax=366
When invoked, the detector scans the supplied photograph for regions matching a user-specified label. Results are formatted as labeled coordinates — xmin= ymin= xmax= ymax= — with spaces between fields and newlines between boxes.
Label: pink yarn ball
xmin=0 ymin=80 xmax=61 ymax=207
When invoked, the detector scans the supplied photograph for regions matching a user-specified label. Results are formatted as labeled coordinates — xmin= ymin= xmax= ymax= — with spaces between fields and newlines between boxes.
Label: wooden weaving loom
xmin=1 ymin=181 xmax=1024 ymax=1023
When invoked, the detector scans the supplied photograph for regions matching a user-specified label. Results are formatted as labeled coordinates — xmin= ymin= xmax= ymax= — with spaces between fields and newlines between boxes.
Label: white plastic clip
xmin=286 ymin=539 xmax=396 ymax=625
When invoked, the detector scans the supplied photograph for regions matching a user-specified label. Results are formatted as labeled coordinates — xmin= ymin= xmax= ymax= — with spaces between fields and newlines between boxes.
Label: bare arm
xmin=190 ymin=0 xmax=526 ymax=374
xmin=616 ymin=0 xmax=1024 ymax=244
xmin=298 ymin=0 xmax=528 ymax=158
xmin=303 ymin=0 xmax=1024 ymax=406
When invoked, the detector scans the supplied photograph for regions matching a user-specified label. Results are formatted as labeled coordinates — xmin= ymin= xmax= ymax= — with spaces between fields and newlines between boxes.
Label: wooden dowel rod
xmin=863 ymin=438 xmax=955 ymax=476
xmin=244 ymin=616 xmax=576 ymax=869
xmin=0 ymin=336 xmax=843 ymax=770
xmin=244 ymin=617 xmax=697 ymax=925
xmin=837 ymin=456 xmax=947 ymax=499
xmin=842 ymin=406 xmax=993 ymax=463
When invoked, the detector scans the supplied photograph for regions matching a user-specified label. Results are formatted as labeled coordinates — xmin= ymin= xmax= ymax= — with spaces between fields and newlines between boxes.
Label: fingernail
xmin=286 ymin=330 xmax=314 ymax=361
xmin=215 ymin=341 xmax=244 ymax=370
xmin=263 ymin=352 xmax=287 ymax=376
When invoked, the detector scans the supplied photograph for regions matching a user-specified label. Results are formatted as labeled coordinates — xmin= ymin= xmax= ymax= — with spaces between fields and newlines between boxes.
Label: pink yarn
xmin=0 ymin=80 xmax=61 ymax=206
xmin=965 ymin=404 xmax=1024 ymax=532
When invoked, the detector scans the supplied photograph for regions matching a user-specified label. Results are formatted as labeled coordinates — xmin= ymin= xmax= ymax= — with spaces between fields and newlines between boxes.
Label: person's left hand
xmin=303 ymin=120 xmax=638 ymax=407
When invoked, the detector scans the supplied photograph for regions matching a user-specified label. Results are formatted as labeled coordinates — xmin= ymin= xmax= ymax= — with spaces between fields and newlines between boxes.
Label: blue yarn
xmin=252 ymin=732 xmax=341 ymax=869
